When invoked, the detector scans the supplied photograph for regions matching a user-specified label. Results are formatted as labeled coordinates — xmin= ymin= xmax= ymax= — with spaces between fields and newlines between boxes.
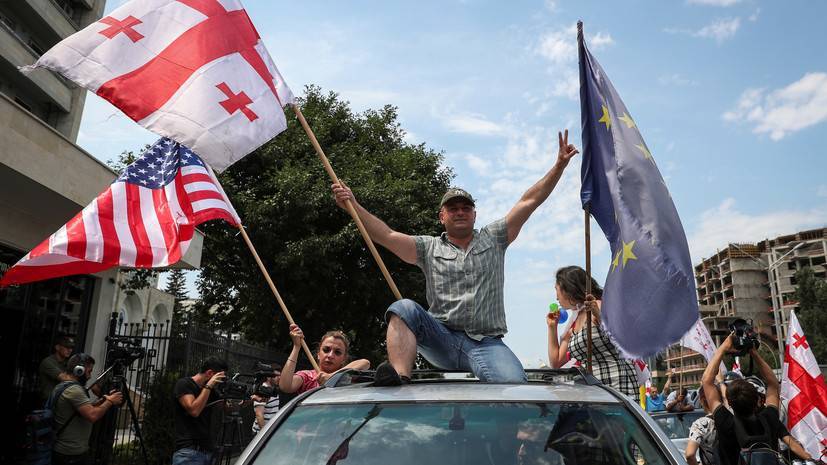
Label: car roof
xmin=300 ymin=380 xmax=621 ymax=405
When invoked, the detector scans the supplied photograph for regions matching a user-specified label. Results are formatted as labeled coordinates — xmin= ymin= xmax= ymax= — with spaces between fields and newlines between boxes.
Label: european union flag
xmin=578 ymin=23 xmax=697 ymax=357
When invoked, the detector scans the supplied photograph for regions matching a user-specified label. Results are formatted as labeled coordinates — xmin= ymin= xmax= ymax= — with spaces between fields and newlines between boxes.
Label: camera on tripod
xmin=729 ymin=318 xmax=760 ymax=356
xmin=214 ymin=361 xmax=279 ymax=400
xmin=106 ymin=336 xmax=147 ymax=366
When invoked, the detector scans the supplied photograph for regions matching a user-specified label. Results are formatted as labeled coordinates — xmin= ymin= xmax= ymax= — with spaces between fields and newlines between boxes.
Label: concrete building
xmin=652 ymin=227 xmax=827 ymax=389
xmin=0 ymin=1 xmax=204 ymax=457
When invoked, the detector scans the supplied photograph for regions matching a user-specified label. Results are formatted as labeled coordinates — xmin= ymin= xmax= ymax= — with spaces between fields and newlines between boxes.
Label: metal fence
xmin=90 ymin=313 xmax=292 ymax=465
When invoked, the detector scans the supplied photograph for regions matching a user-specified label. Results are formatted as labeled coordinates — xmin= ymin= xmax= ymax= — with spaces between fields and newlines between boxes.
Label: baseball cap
xmin=745 ymin=376 xmax=767 ymax=396
xmin=56 ymin=336 xmax=75 ymax=348
xmin=440 ymin=188 xmax=475 ymax=208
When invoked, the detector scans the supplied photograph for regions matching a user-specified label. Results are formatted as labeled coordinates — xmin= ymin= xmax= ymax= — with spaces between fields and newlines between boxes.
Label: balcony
xmin=0 ymin=19 xmax=72 ymax=112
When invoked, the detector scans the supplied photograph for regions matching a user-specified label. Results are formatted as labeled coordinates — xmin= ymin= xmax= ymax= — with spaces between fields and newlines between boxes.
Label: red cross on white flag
xmin=24 ymin=0 xmax=294 ymax=172
xmin=781 ymin=310 xmax=827 ymax=461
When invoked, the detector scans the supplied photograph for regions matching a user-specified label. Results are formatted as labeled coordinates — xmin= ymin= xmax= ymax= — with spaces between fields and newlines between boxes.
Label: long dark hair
xmin=555 ymin=266 xmax=603 ymax=304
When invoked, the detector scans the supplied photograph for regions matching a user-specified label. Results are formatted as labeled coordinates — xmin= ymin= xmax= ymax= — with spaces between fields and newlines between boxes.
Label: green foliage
xmin=195 ymin=85 xmax=453 ymax=363
xmin=165 ymin=269 xmax=190 ymax=337
xmin=120 ymin=269 xmax=158 ymax=296
xmin=107 ymin=145 xmax=151 ymax=175
xmin=793 ymin=267 xmax=827 ymax=362
xmin=164 ymin=270 xmax=188 ymax=302
xmin=141 ymin=370 xmax=180 ymax=465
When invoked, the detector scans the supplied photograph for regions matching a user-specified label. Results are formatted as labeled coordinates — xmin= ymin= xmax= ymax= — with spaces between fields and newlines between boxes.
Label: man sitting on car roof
xmin=332 ymin=131 xmax=579 ymax=386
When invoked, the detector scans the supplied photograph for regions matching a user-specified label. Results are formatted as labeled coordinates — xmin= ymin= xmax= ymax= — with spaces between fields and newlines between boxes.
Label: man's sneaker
xmin=374 ymin=361 xmax=404 ymax=387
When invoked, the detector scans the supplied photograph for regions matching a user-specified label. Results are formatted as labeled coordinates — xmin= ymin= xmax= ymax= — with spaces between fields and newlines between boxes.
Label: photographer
xmin=251 ymin=363 xmax=281 ymax=435
xmin=173 ymin=357 xmax=228 ymax=465
xmin=52 ymin=353 xmax=124 ymax=465
xmin=701 ymin=333 xmax=813 ymax=465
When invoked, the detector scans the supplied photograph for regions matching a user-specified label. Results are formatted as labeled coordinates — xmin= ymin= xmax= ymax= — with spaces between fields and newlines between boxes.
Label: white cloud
xmin=694 ymin=17 xmax=741 ymax=42
xmin=535 ymin=25 xmax=613 ymax=65
xmin=536 ymin=25 xmax=577 ymax=65
xmin=748 ymin=8 xmax=761 ymax=22
xmin=551 ymin=69 xmax=580 ymax=100
xmin=658 ymin=73 xmax=699 ymax=87
xmin=443 ymin=114 xmax=506 ymax=136
xmin=723 ymin=72 xmax=827 ymax=140
xmin=544 ymin=0 xmax=558 ymax=13
xmin=463 ymin=153 xmax=493 ymax=176
xmin=590 ymin=32 xmax=615 ymax=48
xmin=687 ymin=0 xmax=741 ymax=6
xmin=688 ymin=198 xmax=827 ymax=262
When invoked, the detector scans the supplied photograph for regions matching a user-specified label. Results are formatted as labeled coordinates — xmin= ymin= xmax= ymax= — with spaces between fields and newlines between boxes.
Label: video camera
xmin=729 ymin=318 xmax=760 ymax=357
xmin=214 ymin=362 xmax=279 ymax=400
xmin=106 ymin=336 xmax=147 ymax=366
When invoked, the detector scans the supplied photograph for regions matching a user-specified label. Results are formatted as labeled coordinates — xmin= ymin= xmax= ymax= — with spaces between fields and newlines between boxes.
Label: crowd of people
xmin=34 ymin=129 xmax=820 ymax=465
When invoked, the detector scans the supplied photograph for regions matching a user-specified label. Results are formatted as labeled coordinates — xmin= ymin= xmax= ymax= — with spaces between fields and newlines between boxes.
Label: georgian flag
xmin=23 ymin=0 xmax=294 ymax=172
xmin=781 ymin=310 xmax=827 ymax=461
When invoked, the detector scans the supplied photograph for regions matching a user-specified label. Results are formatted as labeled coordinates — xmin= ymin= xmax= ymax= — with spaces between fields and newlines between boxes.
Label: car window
xmin=652 ymin=412 xmax=705 ymax=439
xmin=251 ymin=402 xmax=670 ymax=465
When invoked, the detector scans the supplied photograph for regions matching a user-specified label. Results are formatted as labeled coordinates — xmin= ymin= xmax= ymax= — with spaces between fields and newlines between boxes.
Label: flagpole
xmin=291 ymin=104 xmax=403 ymax=301
xmin=237 ymin=225 xmax=321 ymax=373
xmin=585 ymin=207 xmax=593 ymax=374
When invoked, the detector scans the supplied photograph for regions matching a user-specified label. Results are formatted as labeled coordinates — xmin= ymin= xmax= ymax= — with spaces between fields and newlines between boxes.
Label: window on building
xmin=27 ymin=39 xmax=45 ymax=56
xmin=0 ymin=11 xmax=17 ymax=31
xmin=13 ymin=96 xmax=32 ymax=112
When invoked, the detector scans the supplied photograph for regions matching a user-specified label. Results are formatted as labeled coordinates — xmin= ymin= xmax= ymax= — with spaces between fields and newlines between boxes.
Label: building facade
xmin=653 ymin=227 xmax=827 ymax=389
xmin=0 ymin=1 xmax=204 ymax=459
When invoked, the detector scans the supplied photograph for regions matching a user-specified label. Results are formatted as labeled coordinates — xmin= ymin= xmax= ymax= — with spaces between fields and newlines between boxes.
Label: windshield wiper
xmin=326 ymin=405 xmax=383 ymax=465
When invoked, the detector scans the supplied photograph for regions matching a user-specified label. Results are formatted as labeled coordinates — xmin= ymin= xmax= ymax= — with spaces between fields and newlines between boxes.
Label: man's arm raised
xmin=332 ymin=183 xmax=417 ymax=264
xmin=505 ymin=130 xmax=578 ymax=244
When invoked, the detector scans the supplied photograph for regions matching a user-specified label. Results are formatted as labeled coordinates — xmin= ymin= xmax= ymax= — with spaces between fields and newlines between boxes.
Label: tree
xmin=164 ymin=269 xmax=189 ymax=334
xmin=195 ymin=86 xmax=453 ymax=363
xmin=793 ymin=267 xmax=827 ymax=362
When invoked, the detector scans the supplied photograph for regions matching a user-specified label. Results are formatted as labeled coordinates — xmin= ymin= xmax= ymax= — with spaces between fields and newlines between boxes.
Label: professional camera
xmin=214 ymin=374 xmax=252 ymax=400
xmin=729 ymin=318 xmax=760 ymax=356
xmin=106 ymin=336 xmax=147 ymax=365
xmin=251 ymin=361 xmax=279 ymax=399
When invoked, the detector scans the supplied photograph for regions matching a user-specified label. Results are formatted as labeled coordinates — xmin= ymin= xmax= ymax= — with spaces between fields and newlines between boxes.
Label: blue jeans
xmin=386 ymin=299 xmax=526 ymax=383
xmin=172 ymin=448 xmax=213 ymax=465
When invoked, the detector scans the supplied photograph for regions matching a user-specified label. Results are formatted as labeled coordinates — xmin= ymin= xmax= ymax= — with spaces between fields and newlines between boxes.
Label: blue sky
xmin=78 ymin=0 xmax=827 ymax=367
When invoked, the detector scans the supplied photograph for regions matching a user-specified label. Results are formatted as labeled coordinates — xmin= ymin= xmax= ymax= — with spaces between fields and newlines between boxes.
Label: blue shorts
xmin=385 ymin=299 xmax=526 ymax=383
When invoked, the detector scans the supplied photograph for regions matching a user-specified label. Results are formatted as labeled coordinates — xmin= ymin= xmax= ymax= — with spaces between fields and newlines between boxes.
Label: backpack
xmin=23 ymin=381 xmax=81 ymax=465
xmin=732 ymin=414 xmax=785 ymax=465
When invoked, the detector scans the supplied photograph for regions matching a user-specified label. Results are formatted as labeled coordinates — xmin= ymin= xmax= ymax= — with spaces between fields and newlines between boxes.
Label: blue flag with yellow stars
xmin=578 ymin=22 xmax=697 ymax=358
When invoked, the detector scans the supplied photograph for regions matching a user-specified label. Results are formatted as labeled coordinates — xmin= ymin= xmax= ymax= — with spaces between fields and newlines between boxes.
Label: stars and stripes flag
xmin=577 ymin=22 xmax=697 ymax=357
xmin=22 ymin=0 xmax=294 ymax=172
xmin=0 ymin=139 xmax=239 ymax=287
xmin=781 ymin=310 xmax=827 ymax=461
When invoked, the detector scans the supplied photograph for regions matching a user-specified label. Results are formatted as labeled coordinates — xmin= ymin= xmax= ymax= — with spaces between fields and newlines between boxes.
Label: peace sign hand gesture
xmin=557 ymin=129 xmax=579 ymax=166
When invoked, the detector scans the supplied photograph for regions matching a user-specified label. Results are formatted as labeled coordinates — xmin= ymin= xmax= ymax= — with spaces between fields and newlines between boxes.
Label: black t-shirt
xmin=713 ymin=405 xmax=789 ymax=465
xmin=173 ymin=377 xmax=218 ymax=451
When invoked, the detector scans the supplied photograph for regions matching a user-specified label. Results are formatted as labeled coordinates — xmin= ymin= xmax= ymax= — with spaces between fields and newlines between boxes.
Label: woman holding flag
xmin=546 ymin=266 xmax=639 ymax=401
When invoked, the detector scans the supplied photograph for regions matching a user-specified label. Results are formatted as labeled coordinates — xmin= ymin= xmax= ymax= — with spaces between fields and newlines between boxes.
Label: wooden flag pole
xmin=237 ymin=224 xmax=321 ymax=373
xmin=585 ymin=208 xmax=593 ymax=374
xmin=291 ymin=104 xmax=402 ymax=301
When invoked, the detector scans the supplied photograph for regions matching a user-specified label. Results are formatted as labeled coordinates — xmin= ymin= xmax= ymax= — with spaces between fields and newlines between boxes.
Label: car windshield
xmin=252 ymin=402 xmax=670 ymax=465
xmin=652 ymin=411 xmax=706 ymax=440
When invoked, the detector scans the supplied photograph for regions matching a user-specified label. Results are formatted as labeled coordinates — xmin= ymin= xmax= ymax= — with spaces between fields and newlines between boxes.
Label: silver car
xmin=235 ymin=369 xmax=686 ymax=465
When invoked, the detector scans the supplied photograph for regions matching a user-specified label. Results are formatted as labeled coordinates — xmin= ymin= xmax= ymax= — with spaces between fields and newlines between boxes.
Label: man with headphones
xmin=51 ymin=353 xmax=124 ymax=465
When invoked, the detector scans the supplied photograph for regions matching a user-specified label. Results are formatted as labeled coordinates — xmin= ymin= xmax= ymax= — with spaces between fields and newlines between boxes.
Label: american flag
xmin=0 ymin=139 xmax=239 ymax=287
